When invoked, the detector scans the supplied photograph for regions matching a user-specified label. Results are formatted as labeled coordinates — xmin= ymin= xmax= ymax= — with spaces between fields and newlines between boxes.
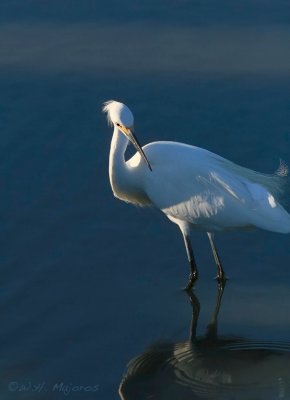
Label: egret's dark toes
xmin=214 ymin=274 xmax=228 ymax=284
xmin=184 ymin=282 xmax=194 ymax=291
xmin=184 ymin=272 xmax=199 ymax=291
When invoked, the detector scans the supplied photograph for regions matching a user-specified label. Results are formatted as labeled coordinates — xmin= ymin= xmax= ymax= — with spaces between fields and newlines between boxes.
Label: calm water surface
xmin=0 ymin=1 xmax=290 ymax=399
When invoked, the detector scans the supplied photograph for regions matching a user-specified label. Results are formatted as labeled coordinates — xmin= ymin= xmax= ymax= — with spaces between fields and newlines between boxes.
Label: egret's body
xmin=104 ymin=100 xmax=290 ymax=287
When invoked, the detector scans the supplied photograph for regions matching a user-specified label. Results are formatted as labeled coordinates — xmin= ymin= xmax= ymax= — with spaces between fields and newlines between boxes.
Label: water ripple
xmin=120 ymin=339 xmax=290 ymax=399
xmin=119 ymin=284 xmax=290 ymax=400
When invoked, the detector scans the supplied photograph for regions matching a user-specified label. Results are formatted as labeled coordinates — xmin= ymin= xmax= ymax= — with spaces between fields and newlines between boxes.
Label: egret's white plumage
xmin=103 ymin=100 xmax=290 ymax=286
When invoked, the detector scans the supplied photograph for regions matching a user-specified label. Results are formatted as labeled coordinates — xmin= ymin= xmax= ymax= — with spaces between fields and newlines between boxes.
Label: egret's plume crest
xmin=102 ymin=100 xmax=116 ymax=126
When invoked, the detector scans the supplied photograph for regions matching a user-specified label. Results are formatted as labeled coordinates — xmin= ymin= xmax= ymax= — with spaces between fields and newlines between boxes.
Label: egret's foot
xmin=215 ymin=274 xmax=228 ymax=284
xmin=184 ymin=271 xmax=199 ymax=291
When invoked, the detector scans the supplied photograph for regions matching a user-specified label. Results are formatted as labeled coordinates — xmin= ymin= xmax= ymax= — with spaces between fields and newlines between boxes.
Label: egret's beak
xmin=121 ymin=127 xmax=152 ymax=171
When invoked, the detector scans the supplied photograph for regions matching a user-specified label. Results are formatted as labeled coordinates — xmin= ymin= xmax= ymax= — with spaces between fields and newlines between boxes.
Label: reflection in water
xmin=119 ymin=283 xmax=290 ymax=400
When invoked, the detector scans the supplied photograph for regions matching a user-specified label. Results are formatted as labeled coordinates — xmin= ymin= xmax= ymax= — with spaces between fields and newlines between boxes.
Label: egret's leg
xmin=207 ymin=233 xmax=226 ymax=282
xmin=182 ymin=232 xmax=199 ymax=290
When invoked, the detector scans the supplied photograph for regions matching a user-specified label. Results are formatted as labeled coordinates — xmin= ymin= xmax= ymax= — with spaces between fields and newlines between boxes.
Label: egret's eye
xmin=116 ymin=123 xmax=121 ymax=127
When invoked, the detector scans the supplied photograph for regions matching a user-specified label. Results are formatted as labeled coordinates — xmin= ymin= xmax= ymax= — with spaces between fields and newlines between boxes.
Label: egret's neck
xmin=109 ymin=126 xmax=132 ymax=199
xmin=109 ymin=125 xmax=129 ymax=178
xmin=108 ymin=126 xmax=150 ymax=206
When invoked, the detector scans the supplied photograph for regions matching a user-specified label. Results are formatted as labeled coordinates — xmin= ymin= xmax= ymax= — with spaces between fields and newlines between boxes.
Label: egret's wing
xmin=146 ymin=165 xmax=250 ymax=225
xmin=143 ymin=142 xmax=290 ymax=231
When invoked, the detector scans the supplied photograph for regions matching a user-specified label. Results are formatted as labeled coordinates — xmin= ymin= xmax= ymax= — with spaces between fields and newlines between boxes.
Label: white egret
xmin=103 ymin=100 xmax=290 ymax=289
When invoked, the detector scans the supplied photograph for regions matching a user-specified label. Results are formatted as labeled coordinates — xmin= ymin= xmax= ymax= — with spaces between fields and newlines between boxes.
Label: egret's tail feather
xmin=216 ymin=157 xmax=290 ymax=204
xmin=274 ymin=159 xmax=290 ymax=205
xmin=276 ymin=159 xmax=289 ymax=177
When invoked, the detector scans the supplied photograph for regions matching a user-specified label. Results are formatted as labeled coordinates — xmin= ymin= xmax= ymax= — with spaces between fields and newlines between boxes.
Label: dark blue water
xmin=0 ymin=1 xmax=290 ymax=399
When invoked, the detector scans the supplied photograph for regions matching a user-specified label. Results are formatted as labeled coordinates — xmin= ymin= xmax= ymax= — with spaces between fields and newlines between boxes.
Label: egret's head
xmin=103 ymin=100 xmax=152 ymax=171
xmin=103 ymin=100 xmax=134 ymax=130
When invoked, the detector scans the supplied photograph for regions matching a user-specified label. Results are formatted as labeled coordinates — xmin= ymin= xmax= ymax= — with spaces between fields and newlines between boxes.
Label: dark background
xmin=0 ymin=1 xmax=290 ymax=399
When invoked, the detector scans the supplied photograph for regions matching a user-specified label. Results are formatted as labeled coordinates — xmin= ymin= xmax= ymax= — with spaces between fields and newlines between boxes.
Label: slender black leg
xmin=182 ymin=232 xmax=199 ymax=290
xmin=207 ymin=232 xmax=226 ymax=282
